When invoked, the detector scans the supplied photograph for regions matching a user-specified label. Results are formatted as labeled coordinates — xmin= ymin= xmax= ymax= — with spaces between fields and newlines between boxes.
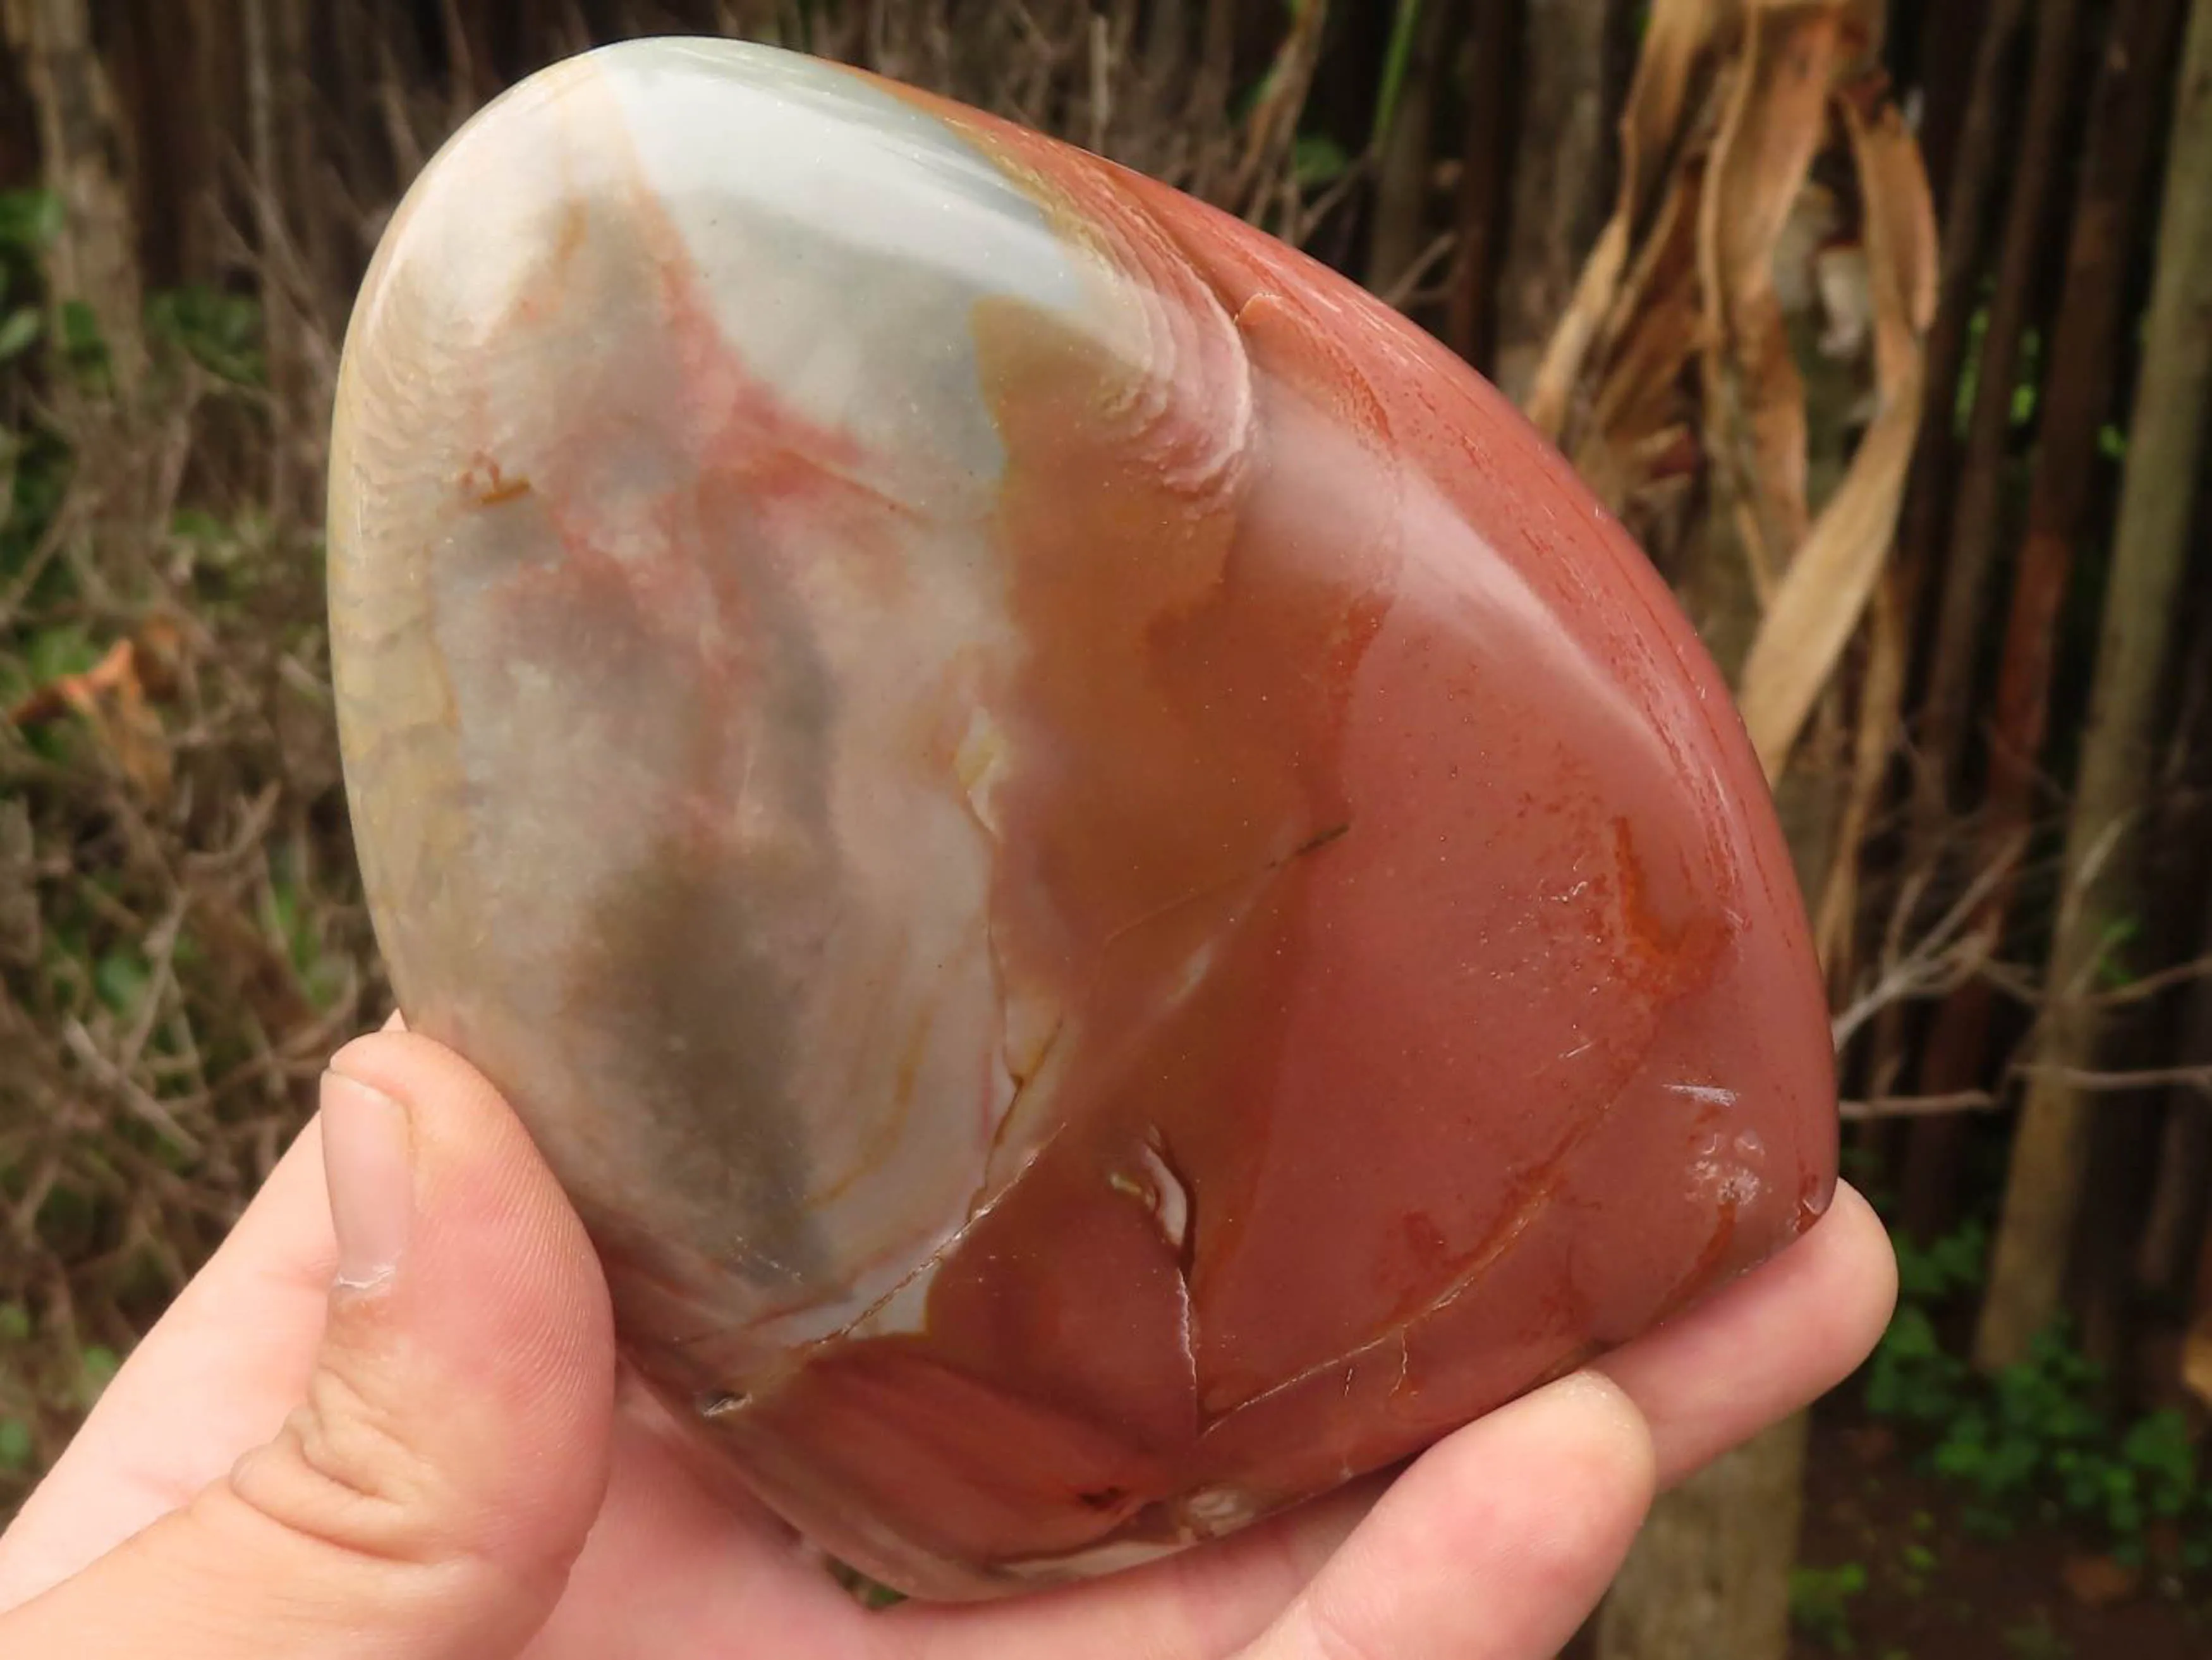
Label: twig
xmin=1831 ymin=834 xmax=2027 ymax=1052
xmin=2010 ymin=1063 xmax=2212 ymax=1097
xmin=58 ymin=1016 xmax=204 ymax=1158
xmin=1842 ymin=1090 xmax=2003 ymax=1121
xmin=1380 ymin=230 xmax=1460 ymax=311
xmin=2086 ymin=954 xmax=2212 ymax=1009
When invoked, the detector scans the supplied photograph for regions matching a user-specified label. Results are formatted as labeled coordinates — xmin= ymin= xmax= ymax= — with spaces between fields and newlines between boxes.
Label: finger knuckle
xmin=221 ymin=1351 xmax=463 ymax=1569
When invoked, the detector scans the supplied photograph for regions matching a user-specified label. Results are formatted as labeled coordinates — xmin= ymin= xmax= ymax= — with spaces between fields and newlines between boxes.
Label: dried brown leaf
xmin=1695 ymin=7 xmax=1847 ymax=595
xmin=2062 ymin=1553 xmax=2145 ymax=1608
xmin=1574 ymin=290 xmax=1705 ymax=503
xmin=1623 ymin=0 xmax=1741 ymax=235
xmin=7 ymin=635 xmax=175 ymax=803
xmin=1736 ymin=88 xmax=1937 ymax=776
xmin=1574 ymin=165 xmax=1711 ymax=482
xmin=1525 ymin=0 xmax=1732 ymax=437
xmin=2187 ymin=1315 xmax=2212 ymax=1411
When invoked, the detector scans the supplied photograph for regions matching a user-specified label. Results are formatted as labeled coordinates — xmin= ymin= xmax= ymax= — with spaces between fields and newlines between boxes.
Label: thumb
xmin=0 ymin=1030 xmax=619 ymax=1660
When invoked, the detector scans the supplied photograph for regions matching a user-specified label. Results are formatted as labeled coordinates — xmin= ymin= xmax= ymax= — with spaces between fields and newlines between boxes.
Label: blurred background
xmin=1 ymin=1 xmax=2208 ymax=1654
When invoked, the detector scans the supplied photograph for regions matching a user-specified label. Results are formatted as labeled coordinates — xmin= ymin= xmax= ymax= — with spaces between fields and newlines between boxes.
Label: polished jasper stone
xmin=327 ymin=37 xmax=1838 ymax=1602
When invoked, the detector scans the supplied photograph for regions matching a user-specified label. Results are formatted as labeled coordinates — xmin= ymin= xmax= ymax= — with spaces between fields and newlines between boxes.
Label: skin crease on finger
xmin=0 ymin=1024 xmax=1895 ymax=1659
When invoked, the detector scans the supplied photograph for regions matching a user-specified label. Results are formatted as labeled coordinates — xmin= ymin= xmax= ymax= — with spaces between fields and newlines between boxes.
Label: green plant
xmin=1867 ymin=1303 xmax=1972 ymax=1429
xmin=145 ymin=285 xmax=265 ymax=385
xmin=0 ymin=1304 xmax=31 ymax=1475
xmin=1865 ymin=1218 xmax=2212 ymax=1568
xmin=1294 ymin=133 xmax=1351 ymax=188
xmin=1896 ymin=1539 xmax=1938 ymax=1597
xmin=1369 ymin=0 xmax=1425 ymax=149
xmin=2001 ymin=1616 xmax=2071 ymax=1660
xmin=1789 ymin=1561 xmax=1868 ymax=1654
xmin=1863 ymin=1221 xmax=1986 ymax=1429
xmin=1933 ymin=1327 xmax=2112 ymax=1535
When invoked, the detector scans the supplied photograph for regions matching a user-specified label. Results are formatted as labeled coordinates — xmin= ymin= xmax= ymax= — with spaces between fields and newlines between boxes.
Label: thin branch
xmin=2011 ymin=1063 xmax=2212 ymax=1097
xmin=1842 ymin=1090 xmax=2003 ymax=1121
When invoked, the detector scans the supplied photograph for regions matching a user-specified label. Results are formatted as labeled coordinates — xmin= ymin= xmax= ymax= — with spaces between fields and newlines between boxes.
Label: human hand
xmin=0 ymin=1024 xmax=1895 ymax=1659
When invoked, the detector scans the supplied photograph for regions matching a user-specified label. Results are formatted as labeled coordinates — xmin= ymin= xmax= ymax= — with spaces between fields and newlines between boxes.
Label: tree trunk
xmin=1976 ymin=0 xmax=2212 ymax=1370
xmin=1366 ymin=0 xmax=1458 ymax=300
xmin=1443 ymin=0 xmax=1517 ymax=370
xmin=1911 ymin=0 xmax=1993 ymax=217
xmin=2137 ymin=869 xmax=2212 ymax=1314
xmin=1492 ymin=0 xmax=1624 ymax=401
xmin=1595 ymin=1417 xmax=1809 ymax=1660
xmin=1888 ymin=0 xmax=2029 ymax=716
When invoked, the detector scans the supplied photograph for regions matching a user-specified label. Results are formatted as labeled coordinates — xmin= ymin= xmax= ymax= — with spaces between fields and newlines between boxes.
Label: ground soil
xmin=1790 ymin=1405 xmax=2212 ymax=1659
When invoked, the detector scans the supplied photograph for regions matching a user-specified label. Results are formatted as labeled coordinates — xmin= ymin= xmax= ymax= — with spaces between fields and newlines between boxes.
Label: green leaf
xmin=27 ymin=622 xmax=97 ymax=684
xmin=59 ymin=298 xmax=105 ymax=362
xmin=1294 ymin=133 xmax=1351 ymax=189
xmin=0 ymin=1302 xmax=30 ymax=1343
xmin=1370 ymin=0 xmax=1425 ymax=152
xmin=1788 ymin=1562 xmax=1867 ymax=1654
xmin=0 ymin=189 xmax=63 ymax=250
xmin=169 ymin=508 xmax=228 ymax=543
xmin=94 ymin=947 xmax=152 ymax=1016
xmin=0 ymin=306 xmax=38 ymax=363
xmin=77 ymin=1344 xmax=121 ymax=1406
xmin=147 ymin=284 xmax=266 ymax=384
xmin=0 ymin=1418 xmax=31 ymax=1470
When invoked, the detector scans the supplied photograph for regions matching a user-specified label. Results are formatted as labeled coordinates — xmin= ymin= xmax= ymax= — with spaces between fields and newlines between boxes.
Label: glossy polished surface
xmin=328 ymin=37 xmax=1838 ymax=1601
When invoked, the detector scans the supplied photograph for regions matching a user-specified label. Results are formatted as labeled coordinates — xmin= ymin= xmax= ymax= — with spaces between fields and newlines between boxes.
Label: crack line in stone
xmin=813 ymin=1127 xmax=1064 ymax=1350
xmin=1199 ymin=1054 xmax=1650 ymax=1434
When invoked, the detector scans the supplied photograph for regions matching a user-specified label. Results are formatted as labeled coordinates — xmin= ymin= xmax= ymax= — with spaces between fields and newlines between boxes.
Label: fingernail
xmin=322 ymin=1069 xmax=413 ymax=1294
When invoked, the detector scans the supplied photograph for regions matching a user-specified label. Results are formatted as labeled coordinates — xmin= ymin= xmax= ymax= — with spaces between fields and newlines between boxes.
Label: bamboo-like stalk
xmin=1899 ymin=0 xmax=2091 ymax=1241
xmin=1443 ymin=0 xmax=1518 ymax=368
xmin=1912 ymin=0 xmax=1993 ymax=215
xmin=1366 ymin=0 xmax=1457 ymax=303
xmin=1868 ymin=0 xmax=2029 ymax=1224
xmin=1915 ymin=0 xmax=2082 ymax=796
xmin=1905 ymin=0 xmax=2182 ymax=1241
xmin=2137 ymin=869 xmax=2212 ymax=1318
xmin=1976 ymin=0 xmax=2212 ymax=1371
xmin=2175 ymin=865 xmax=2212 ymax=1405
xmin=1596 ymin=1417 xmax=1809 ymax=1660
xmin=1888 ymin=0 xmax=2029 ymax=664
xmin=1491 ymin=0 xmax=1627 ymax=401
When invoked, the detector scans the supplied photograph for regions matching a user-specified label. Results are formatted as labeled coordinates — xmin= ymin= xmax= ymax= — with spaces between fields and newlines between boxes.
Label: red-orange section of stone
xmin=674 ymin=83 xmax=1838 ymax=1596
